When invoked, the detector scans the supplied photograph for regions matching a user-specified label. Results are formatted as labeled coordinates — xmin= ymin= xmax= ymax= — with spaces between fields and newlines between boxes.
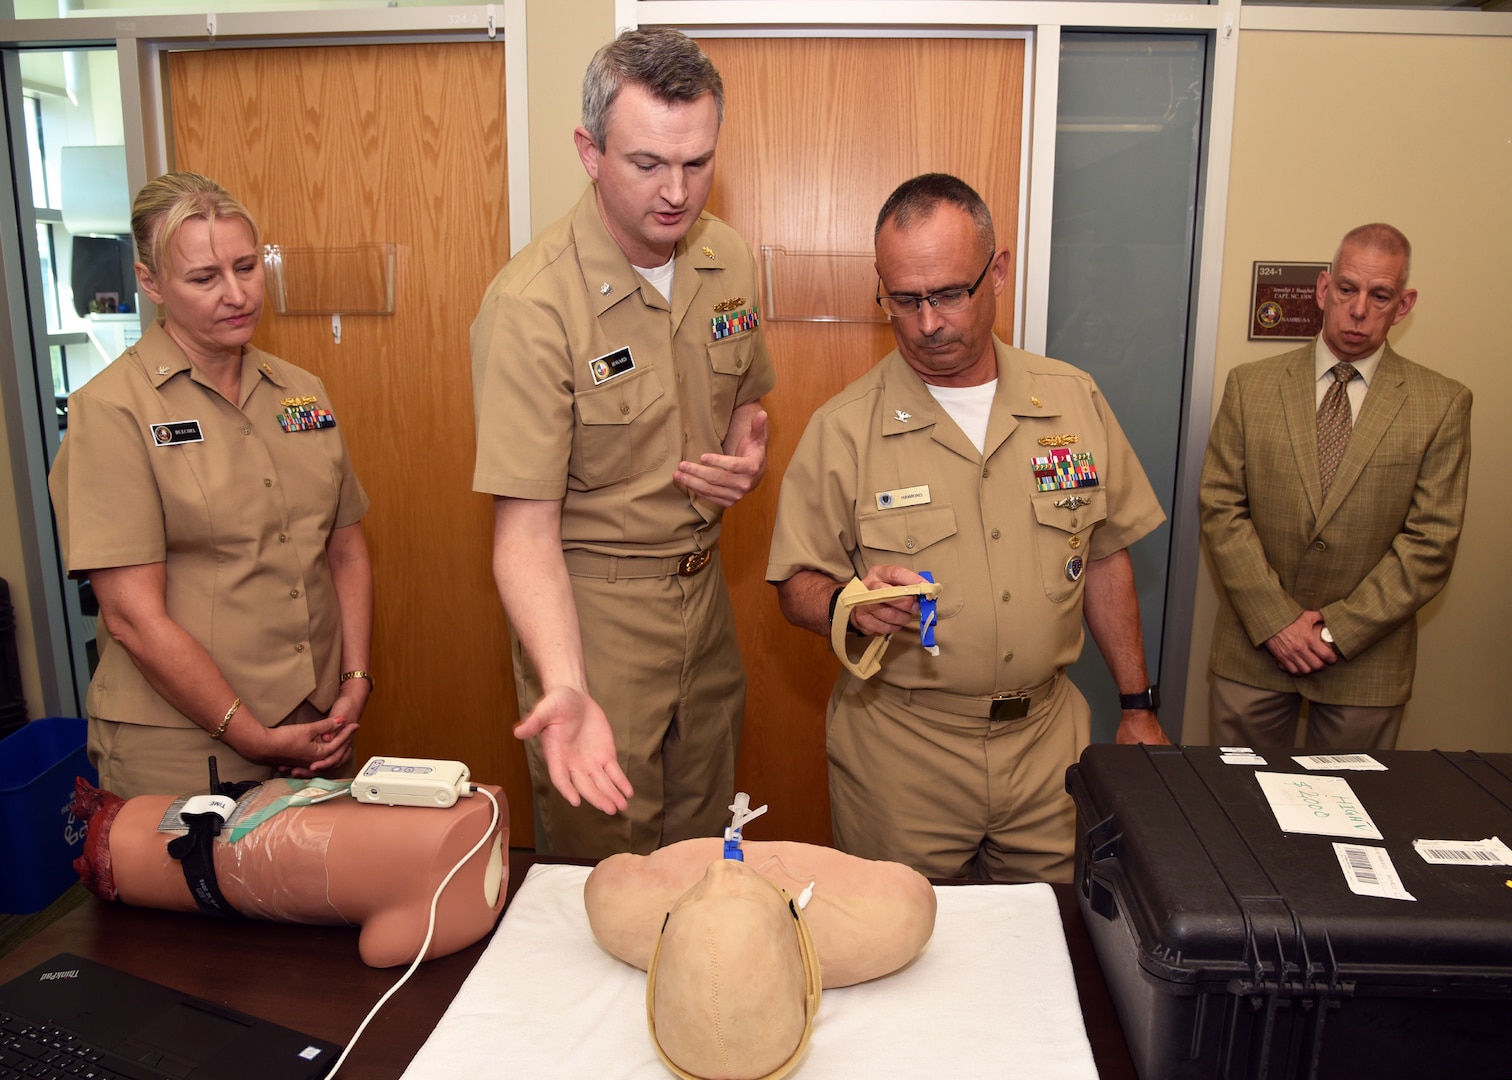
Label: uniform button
xmin=1003 ymin=652 xmax=1014 ymax=663
xmin=241 ymin=426 xmax=251 ymax=435
xmin=294 ymin=643 xmax=305 ymax=653
xmin=1314 ymin=540 xmax=1327 ymax=551
xmin=1069 ymin=536 xmax=1082 ymax=549
xmin=289 ymin=588 xmax=300 ymax=599
xmin=982 ymin=467 xmax=991 ymax=479
xmin=905 ymin=538 xmax=915 ymax=550
xmin=619 ymin=402 xmax=630 ymax=415
xmin=279 ymin=533 xmax=288 ymax=543
xmin=1001 ymin=590 xmax=1011 ymax=602
xmin=991 ymin=529 xmax=1001 ymax=540
xmin=264 ymin=478 xmax=272 ymax=487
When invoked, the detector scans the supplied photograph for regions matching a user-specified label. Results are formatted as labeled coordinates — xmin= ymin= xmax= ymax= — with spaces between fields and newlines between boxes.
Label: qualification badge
xmin=1031 ymin=447 xmax=1099 ymax=492
xmin=278 ymin=395 xmax=335 ymax=432
xmin=1065 ymin=554 xmax=1085 ymax=582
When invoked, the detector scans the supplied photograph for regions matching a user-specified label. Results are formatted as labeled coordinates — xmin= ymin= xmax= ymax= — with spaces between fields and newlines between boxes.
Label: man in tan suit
xmin=1200 ymin=223 xmax=1471 ymax=749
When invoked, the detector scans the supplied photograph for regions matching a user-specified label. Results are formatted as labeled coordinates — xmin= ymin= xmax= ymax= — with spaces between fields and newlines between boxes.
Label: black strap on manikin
xmin=165 ymin=756 xmax=261 ymax=919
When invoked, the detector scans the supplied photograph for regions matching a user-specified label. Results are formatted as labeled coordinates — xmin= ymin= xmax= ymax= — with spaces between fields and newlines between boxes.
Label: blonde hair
xmin=131 ymin=172 xmax=260 ymax=276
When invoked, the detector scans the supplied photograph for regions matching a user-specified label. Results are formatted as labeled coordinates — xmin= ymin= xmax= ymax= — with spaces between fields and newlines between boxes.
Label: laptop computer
xmin=0 ymin=953 xmax=342 ymax=1080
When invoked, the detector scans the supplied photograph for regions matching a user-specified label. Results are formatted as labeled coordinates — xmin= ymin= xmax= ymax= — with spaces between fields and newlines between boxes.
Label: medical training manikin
xmin=584 ymin=797 xmax=937 ymax=1080
xmin=71 ymin=773 xmax=508 ymax=968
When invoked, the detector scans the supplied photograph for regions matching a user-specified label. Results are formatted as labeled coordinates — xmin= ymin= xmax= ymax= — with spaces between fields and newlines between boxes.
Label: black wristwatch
xmin=1119 ymin=685 xmax=1160 ymax=711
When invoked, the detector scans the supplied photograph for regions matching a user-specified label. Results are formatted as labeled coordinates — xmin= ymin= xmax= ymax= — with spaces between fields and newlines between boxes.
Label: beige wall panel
xmin=526 ymin=0 xmax=615 ymax=235
xmin=168 ymin=43 xmax=533 ymax=839
xmin=1186 ymin=31 xmax=1512 ymax=751
xmin=699 ymin=37 xmax=1025 ymax=843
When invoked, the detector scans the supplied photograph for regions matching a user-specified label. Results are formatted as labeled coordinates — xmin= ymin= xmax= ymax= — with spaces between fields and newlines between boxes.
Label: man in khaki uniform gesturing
xmin=472 ymin=29 xmax=774 ymax=857
xmin=767 ymin=174 xmax=1167 ymax=883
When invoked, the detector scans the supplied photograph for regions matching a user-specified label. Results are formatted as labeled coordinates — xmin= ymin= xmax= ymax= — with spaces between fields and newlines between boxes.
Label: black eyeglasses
xmin=875 ymin=253 xmax=995 ymax=319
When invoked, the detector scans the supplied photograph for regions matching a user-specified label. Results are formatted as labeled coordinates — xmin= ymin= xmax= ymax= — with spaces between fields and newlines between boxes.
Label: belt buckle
xmin=676 ymin=550 xmax=712 ymax=577
xmin=989 ymin=694 xmax=1030 ymax=722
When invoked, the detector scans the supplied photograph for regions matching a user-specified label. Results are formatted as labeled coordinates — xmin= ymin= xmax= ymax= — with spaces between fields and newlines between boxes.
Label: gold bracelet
xmin=211 ymin=696 xmax=241 ymax=741
xmin=341 ymin=669 xmax=374 ymax=691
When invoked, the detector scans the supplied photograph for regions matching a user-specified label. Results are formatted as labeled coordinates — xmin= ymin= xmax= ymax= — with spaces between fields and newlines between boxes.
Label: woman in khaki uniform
xmin=48 ymin=173 xmax=372 ymax=798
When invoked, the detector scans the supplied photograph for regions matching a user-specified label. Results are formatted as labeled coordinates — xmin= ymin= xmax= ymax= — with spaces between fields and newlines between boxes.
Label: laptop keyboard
xmin=0 ymin=1008 xmax=136 ymax=1080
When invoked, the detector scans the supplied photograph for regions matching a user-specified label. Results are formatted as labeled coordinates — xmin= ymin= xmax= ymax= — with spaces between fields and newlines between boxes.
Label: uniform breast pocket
xmin=856 ymin=504 xmax=964 ymax=618
xmin=706 ymin=334 xmax=756 ymax=439
xmin=571 ymin=368 xmax=669 ymax=487
xmin=1030 ymin=489 xmax=1108 ymax=602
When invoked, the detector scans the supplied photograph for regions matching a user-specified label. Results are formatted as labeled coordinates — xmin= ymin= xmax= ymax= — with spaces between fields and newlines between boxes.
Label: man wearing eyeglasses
xmin=766 ymin=173 xmax=1168 ymax=883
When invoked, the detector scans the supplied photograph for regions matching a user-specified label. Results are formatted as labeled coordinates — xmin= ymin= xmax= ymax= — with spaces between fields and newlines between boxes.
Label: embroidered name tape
xmin=589 ymin=346 xmax=635 ymax=385
xmin=875 ymin=484 xmax=931 ymax=511
xmin=150 ymin=421 xmax=203 ymax=446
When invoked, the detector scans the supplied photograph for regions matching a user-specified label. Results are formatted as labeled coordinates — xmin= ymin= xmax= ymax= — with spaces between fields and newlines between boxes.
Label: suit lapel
xmin=1314 ymin=343 xmax=1407 ymax=532
xmin=1279 ymin=346 xmax=1323 ymax=519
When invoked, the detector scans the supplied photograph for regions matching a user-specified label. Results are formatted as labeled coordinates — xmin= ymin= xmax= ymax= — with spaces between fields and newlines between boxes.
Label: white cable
xmin=321 ymin=786 xmax=500 ymax=1079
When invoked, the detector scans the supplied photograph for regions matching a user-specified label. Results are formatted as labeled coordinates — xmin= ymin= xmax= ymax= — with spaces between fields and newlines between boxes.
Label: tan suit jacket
xmin=1200 ymin=340 xmax=1471 ymax=706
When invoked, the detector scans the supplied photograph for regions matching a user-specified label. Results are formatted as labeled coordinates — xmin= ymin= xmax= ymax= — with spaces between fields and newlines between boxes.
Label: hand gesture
xmin=674 ymin=407 xmax=769 ymax=508
xmin=514 ymin=685 xmax=634 ymax=815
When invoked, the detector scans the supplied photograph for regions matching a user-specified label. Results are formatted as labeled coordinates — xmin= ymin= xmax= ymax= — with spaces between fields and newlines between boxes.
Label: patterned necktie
xmin=1316 ymin=361 xmax=1358 ymax=497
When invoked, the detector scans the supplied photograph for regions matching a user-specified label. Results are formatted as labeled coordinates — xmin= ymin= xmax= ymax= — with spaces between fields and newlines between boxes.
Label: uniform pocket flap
xmin=706 ymin=333 xmax=756 ymax=376
xmin=1030 ymin=488 xmax=1108 ymax=534
xmin=857 ymin=504 xmax=959 ymax=554
xmin=576 ymin=368 xmax=664 ymax=427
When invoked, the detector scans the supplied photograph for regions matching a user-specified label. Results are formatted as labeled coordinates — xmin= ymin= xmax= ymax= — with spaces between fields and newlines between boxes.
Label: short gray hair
xmin=581 ymin=28 xmax=724 ymax=150
xmin=1334 ymin=222 xmax=1413 ymax=287
xmin=875 ymin=173 xmax=995 ymax=257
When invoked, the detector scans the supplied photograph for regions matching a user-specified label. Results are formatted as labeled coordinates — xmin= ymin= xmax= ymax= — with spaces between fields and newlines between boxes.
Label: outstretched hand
xmin=514 ymin=685 xmax=634 ymax=815
xmin=674 ymin=406 xmax=768 ymax=508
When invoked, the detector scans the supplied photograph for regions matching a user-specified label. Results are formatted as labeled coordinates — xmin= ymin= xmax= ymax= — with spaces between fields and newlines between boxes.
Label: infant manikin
xmin=71 ymin=773 xmax=508 ymax=968
xmin=584 ymin=796 xmax=937 ymax=1079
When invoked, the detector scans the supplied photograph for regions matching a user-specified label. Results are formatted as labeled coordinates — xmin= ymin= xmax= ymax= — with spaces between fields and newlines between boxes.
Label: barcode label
xmin=1413 ymin=836 xmax=1512 ymax=866
xmin=1333 ymin=843 xmax=1416 ymax=901
xmin=1296 ymin=753 xmax=1387 ymax=771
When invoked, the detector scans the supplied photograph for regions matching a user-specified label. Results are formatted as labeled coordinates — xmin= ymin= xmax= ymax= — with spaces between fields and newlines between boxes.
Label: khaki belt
xmin=877 ymin=674 xmax=1060 ymax=722
xmin=562 ymin=548 xmax=714 ymax=581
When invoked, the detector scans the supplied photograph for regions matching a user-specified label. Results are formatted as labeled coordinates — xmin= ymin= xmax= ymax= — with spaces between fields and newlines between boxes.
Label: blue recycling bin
xmin=0 ymin=716 xmax=96 ymax=914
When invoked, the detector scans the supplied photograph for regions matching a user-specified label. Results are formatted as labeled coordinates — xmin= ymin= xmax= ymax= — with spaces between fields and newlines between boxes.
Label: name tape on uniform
xmin=874 ymin=485 xmax=931 ymax=511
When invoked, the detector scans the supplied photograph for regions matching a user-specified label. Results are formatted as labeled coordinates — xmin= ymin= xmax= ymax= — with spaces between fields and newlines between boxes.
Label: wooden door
xmin=168 ymin=44 xmax=533 ymax=841
xmin=699 ymin=37 xmax=1026 ymax=843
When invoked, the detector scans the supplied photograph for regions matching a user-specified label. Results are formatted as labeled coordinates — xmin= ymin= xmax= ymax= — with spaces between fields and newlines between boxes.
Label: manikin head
xmin=646 ymin=859 xmax=821 ymax=1080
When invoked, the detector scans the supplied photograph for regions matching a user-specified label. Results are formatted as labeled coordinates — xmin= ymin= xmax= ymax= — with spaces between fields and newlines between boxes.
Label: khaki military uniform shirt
xmin=50 ymin=320 xmax=369 ymax=729
xmin=471 ymin=187 xmax=774 ymax=555
xmin=767 ymin=337 xmax=1165 ymax=694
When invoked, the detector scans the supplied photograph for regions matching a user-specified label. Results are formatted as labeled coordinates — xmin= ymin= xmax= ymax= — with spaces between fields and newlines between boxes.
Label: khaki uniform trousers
xmin=89 ymin=700 xmax=328 ymax=800
xmin=515 ymin=548 xmax=744 ymax=859
xmin=826 ymin=671 xmax=1090 ymax=884
xmin=1209 ymin=674 xmax=1404 ymax=751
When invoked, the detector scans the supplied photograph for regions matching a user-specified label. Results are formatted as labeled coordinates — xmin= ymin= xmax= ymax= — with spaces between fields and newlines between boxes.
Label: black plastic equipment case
xmin=1067 ymin=745 xmax=1512 ymax=1079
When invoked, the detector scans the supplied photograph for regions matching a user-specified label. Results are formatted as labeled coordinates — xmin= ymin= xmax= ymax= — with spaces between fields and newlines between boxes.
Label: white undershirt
xmin=925 ymin=379 xmax=997 ymax=455
xmin=634 ymin=258 xmax=676 ymax=303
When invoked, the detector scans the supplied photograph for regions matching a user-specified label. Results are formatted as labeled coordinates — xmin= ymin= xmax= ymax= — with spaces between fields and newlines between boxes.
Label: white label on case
xmin=1334 ymin=843 xmax=1416 ymax=901
xmin=1413 ymin=836 xmax=1512 ymax=866
xmin=1256 ymin=771 xmax=1383 ymax=840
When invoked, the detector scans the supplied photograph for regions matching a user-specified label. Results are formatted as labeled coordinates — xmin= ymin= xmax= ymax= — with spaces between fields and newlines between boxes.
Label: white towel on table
xmin=402 ymin=863 xmax=1097 ymax=1079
